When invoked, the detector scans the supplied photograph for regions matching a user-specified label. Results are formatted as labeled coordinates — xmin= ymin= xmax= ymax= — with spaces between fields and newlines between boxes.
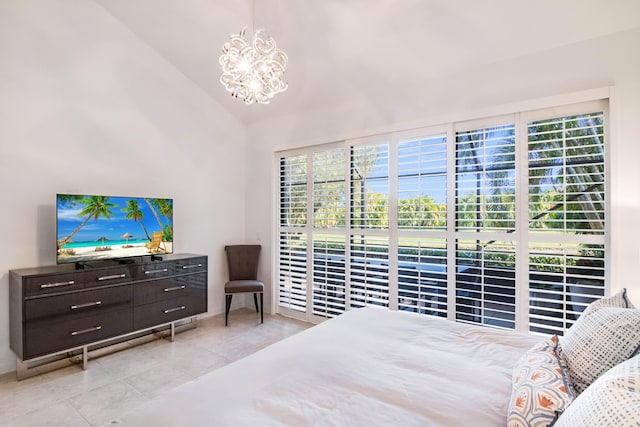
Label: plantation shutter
xmin=350 ymin=235 xmax=389 ymax=308
xmin=312 ymin=235 xmax=346 ymax=317
xmin=278 ymin=155 xmax=308 ymax=312
xmin=527 ymin=112 xmax=606 ymax=335
xmin=397 ymin=135 xmax=447 ymax=230
xmin=349 ymin=143 xmax=390 ymax=308
xmin=279 ymin=155 xmax=307 ymax=227
xmin=454 ymin=124 xmax=516 ymax=329
xmin=313 ymin=148 xmax=346 ymax=228
xmin=455 ymin=239 xmax=516 ymax=329
xmin=350 ymin=144 xmax=389 ymax=229
xmin=396 ymin=133 xmax=448 ymax=317
xmin=455 ymin=124 xmax=516 ymax=232
xmin=277 ymin=232 xmax=307 ymax=312
xmin=398 ymin=238 xmax=447 ymax=316
xmin=310 ymin=148 xmax=347 ymax=317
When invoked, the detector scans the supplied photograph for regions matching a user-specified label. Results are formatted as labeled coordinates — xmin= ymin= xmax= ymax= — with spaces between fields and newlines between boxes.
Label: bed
xmin=119 ymin=307 xmax=541 ymax=426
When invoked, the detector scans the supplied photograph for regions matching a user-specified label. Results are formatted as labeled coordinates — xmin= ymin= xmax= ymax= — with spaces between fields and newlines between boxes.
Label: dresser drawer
xmin=134 ymin=277 xmax=199 ymax=305
xmin=141 ymin=262 xmax=174 ymax=279
xmin=24 ymin=272 xmax=84 ymax=297
xmin=24 ymin=308 xmax=133 ymax=360
xmin=25 ymin=286 xmax=132 ymax=325
xmin=84 ymin=266 xmax=139 ymax=288
xmin=133 ymin=295 xmax=207 ymax=330
xmin=174 ymin=257 xmax=207 ymax=274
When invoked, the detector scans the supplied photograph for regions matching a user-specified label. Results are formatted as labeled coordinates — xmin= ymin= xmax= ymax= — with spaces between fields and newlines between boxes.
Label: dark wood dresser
xmin=9 ymin=253 xmax=207 ymax=378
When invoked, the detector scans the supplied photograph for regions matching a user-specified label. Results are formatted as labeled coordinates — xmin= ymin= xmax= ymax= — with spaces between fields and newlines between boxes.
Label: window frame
xmin=274 ymin=99 xmax=610 ymax=331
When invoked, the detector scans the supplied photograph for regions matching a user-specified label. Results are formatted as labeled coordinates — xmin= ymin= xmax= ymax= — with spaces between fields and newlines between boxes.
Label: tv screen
xmin=56 ymin=194 xmax=173 ymax=264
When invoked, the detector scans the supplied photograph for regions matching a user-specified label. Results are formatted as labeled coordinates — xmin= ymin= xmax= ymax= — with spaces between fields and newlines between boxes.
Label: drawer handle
xmin=163 ymin=305 xmax=186 ymax=314
xmin=164 ymin=285 xmax=186 ymax=292
xmin=145 ymin=268 xmax=168 ymax=275
xmin=98 ymin=274 xmax=126 ymax=281
xmin=71 ymin=326 xmax=102 ymax=336
xmin=71 ymin=301 xmax=102 ymax=310
xmin=40 ymin=280 xmax=75 ymax=289
xmin=182 ymin=264 xmax=203 ymax=269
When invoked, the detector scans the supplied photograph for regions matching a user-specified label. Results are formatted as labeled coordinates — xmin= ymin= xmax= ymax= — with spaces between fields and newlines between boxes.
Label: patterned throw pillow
xmin=560 ymin=289 xmax=640 ymax=394
xmin=581 ymin=288 xmax=634 ymax=318
xmin=554 ymin=354 xmax=640 ymax=426
xmin=508 ymin=336 xmax=575 ymax=427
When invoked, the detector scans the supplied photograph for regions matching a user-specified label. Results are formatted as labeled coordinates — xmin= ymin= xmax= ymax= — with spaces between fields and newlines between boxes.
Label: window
xmin=277 ymin=155 xmax=307 ymax=313
xmin=455 ymin=124 xmax=516 ymax=232
xmin=398 ymin=134 xmax=447 ymax=230
xmin=350 ymin=144 xmax=389 ymax=229
xmin=455 ymin=239 xmax=516 ymax=329
xmin=398 ymin=237 xmax=447 ymax=316
xmin=276 ymin=100 xmax=607 ymax=333
xmin=312 ymin=234 xmax=346 ymax=317
xmin=277 ymin=232 xmax=307 ymax=312
xmin=350 ymin=235 xmax=389 ymax=308
xmin=527 ymin=111 xmax=606 ymax=335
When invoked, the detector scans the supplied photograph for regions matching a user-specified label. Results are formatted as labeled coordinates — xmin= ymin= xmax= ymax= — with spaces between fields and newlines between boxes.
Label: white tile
xmin=123 ymin=365 xmax=193 ymax=398
xmin=68 ymin=381 xmax=146 ymax=427
xmin=41 ymin=363 xmax=120 ymax=398
xmin=91 ymin=345 xmax=165 ymax=380
xmin=5 ymin=401 xmax=89 ymax=427
xmin=0 ymin=381 xmax=64 ymax=420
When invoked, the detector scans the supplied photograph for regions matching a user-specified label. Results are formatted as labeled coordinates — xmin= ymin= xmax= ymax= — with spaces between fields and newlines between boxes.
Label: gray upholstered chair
xmin=224 ymin=245 xmax=264 ymax=326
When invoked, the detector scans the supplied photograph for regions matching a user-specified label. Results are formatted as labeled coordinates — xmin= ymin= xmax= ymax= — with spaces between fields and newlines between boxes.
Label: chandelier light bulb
xmin=219 ymin=27 xmax=288 ymax=105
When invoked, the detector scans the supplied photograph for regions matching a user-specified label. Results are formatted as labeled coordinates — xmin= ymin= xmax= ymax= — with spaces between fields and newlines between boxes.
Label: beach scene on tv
xmin=56 ymin=194 xmax=173 ymax=264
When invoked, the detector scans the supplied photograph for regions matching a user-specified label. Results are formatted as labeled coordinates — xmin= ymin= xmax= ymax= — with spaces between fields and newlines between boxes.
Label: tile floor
xmin=0 ymin=309 xmax=311 ymax=426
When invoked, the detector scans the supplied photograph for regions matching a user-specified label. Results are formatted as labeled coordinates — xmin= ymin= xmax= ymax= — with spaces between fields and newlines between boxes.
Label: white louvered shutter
xmin=312 ymin=234 xmax=346 ymax=317
xmin=278 ymin=232 xmax=307 ymax=312
xmin=350 ymin=235 xmax=389 ymax=308
xmin=527 ymin=112 xmax=606 ymax=335
xmin=455 ymin=125 xmax=516 ymax=232
xmin=398 ymin=135 xmax=447 ymax=230
xmin=454 ymin=124 xmax=517 ymax=329
xmin=278 ymin=155 xmax=308 ymax=312
xmin=398 ymin=238 xmax=447 ymax=317
xmin=348 ymin=143 xmax=390 ymax=308
xmin=350 ymin=144 xmax=389 ymax=229
xmin=313 ymin=148 xmax=346 ymax=228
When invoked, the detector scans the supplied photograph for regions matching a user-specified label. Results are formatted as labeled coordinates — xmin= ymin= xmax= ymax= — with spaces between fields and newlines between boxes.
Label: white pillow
xmin=560 ymin=289 xmax=640 ymax=394
xmin=581 ymin=287 xmax=634 ymax=317
xmin=554 ymin=354 xmax=640 ymax=426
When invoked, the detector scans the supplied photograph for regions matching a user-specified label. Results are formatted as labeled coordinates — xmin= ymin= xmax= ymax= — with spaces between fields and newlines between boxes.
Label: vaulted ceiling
xmin=95 ymin=0 xmax=640 ymax=125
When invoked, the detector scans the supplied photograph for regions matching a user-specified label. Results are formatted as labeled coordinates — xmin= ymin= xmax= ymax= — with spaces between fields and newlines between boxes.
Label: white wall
xmin=0 ymin=0 xmax=248 ymax=374
xmin=246 ymin=28 xmax=640 ymax=312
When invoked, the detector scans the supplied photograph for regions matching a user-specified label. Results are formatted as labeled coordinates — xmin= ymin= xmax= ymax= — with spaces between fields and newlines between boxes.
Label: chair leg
xmin=225 ymin=294 xmax=232 ymax=326
xmin=253 ymin=293 xmax=259 ymax=313
xmin=260 ymin=292 xmax=264 ymax=324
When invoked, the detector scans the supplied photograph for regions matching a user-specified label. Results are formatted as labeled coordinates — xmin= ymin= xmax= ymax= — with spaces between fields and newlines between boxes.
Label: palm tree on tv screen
xmin=59 ymin=196 xmax=118 ymax=244
xmin=144 ymin=198 xmax=173 ymax=241
xmin=155 ymin=199 xmax=173 ymax=229
xmin=122 ymin=199 xmax=151 ymax=241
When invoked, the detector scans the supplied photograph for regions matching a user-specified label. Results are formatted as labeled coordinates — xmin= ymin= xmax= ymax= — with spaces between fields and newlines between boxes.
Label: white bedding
xmin=120 ymin=308 xmax=540 ymax=426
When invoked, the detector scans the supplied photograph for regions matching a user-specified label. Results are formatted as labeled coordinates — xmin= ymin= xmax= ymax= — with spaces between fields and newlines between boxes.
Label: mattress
xmin=119 ymin=307 xmax=540 ymax=426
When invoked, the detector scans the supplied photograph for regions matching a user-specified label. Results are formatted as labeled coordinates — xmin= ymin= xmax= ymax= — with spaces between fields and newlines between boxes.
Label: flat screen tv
xmin=56 ymin=193 xmax=173 ymax=264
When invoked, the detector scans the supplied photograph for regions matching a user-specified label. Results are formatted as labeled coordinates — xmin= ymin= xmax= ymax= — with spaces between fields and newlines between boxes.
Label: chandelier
xmin=219 ymin=25 xmax=288 ymax=105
